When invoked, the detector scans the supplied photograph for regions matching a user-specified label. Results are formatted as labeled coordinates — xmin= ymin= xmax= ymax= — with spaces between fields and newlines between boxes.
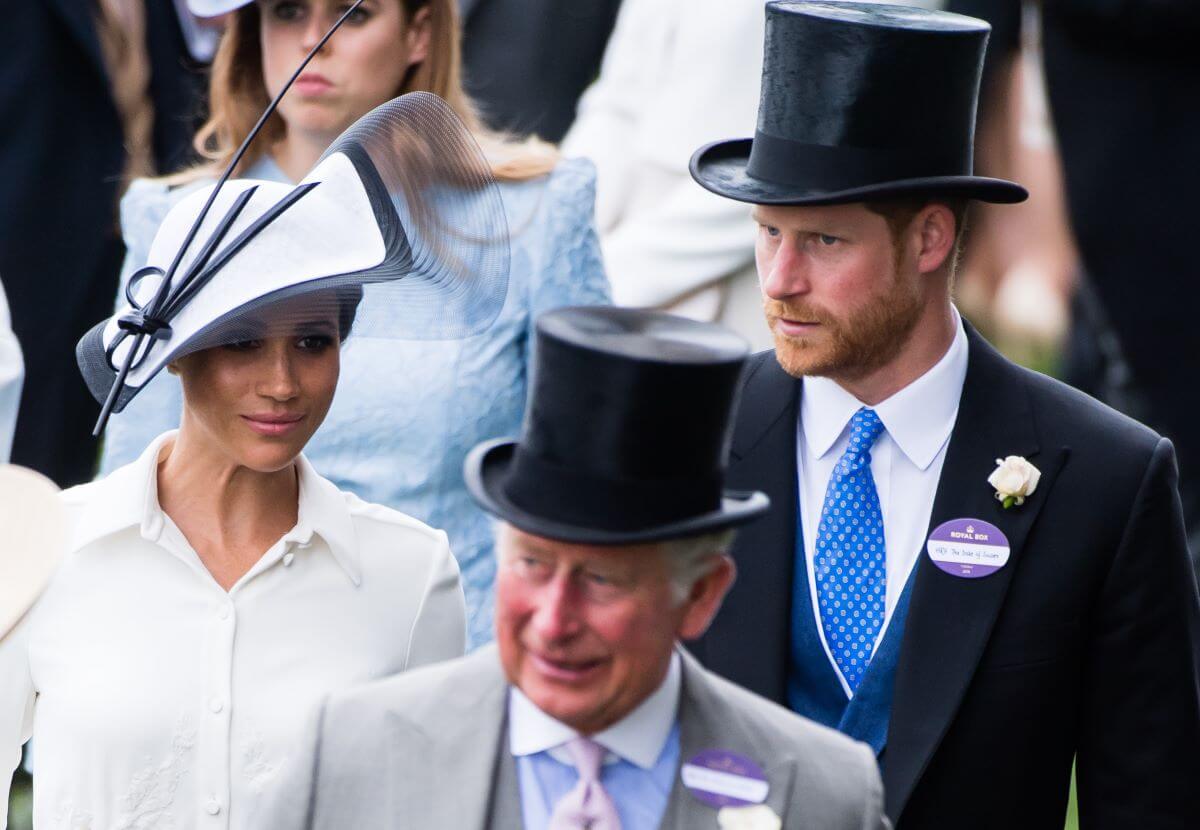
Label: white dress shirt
xmin=0 ymin=278 xmax=23 ymax=463
xmin=797 ymin=312 xmax=968 ymax=696
xmin=0 ymin=432 xmax=466 ymax=830
xmin=509 ymin=652 xmax=681 ymax=829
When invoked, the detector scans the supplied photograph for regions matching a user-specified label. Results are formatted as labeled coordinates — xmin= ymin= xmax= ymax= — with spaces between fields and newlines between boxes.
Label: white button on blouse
xmin=0 ymin=432 xmax=467 ymax=830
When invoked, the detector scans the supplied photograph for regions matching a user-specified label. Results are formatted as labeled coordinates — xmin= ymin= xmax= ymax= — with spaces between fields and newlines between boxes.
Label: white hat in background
xmin=186 ymin=0 xmax=253 ymax=18
xmin=0 ymin=465 xmax=63 ymax=641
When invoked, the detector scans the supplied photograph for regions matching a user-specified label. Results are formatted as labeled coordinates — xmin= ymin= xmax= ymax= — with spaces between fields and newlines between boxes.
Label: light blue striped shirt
xmin=510 ymin=654 xmax=681 ymax=829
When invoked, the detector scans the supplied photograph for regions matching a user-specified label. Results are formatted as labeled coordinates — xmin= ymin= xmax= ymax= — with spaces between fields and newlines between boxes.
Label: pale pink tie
xmin=547 ymin=736 xmax=622 ymax=830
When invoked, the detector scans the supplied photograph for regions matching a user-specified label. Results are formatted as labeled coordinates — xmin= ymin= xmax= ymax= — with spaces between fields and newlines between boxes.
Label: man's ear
xmin=677 ymin=556 xmax=737 ymax=641
xmin=913 ymin=203 xmax=957 ymax=276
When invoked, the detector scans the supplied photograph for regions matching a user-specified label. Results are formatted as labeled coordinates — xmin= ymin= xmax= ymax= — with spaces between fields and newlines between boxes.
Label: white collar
xmin=71 ymin=431 xmax=361 ymax=584
xmin=801 ymin=308 xmax=969 ymax=471
xmin=508 ymin=650 xmax=681 ymax=770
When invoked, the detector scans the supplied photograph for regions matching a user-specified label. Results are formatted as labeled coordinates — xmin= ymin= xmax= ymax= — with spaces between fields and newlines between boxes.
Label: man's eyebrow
xmin=510 ymin=534 xmax=556 ymax=557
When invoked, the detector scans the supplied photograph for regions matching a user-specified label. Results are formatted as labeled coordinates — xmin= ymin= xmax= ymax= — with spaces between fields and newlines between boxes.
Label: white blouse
xmin=1 ymin=433 xmax=466 ymax=830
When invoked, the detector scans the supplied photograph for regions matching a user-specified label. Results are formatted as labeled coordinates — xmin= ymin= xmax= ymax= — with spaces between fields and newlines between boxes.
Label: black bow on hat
xmin=691 ymin=1 xmax=1028 ymax=206
xmin=78 ymin=0 xmax=508 ymax=434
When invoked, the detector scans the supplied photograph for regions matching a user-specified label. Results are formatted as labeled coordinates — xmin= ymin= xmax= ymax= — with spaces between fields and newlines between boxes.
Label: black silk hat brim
xmin=465 ymin=439 xmax=771 ymax=546
xmin=691 ymin=138 xmax=1028 ymax=206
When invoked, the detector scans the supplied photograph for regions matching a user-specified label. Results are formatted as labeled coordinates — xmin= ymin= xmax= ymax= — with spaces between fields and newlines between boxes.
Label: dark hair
xmin=336 ymin=284 xmax=365 ymax=341
xmin=865 ymin=197 xmax=969 ymax=242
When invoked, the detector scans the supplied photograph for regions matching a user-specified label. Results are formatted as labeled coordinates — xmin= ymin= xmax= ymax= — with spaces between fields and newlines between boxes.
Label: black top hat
xmin=691 ymin=1 xmax=1028 ymax=206
xmin=464 ymin=307 xmax=770 ymax=545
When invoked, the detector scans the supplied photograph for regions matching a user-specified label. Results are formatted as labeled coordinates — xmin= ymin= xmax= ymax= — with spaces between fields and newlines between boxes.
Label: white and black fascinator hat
xmin=78 ymin=3 xmax=508 ymax=433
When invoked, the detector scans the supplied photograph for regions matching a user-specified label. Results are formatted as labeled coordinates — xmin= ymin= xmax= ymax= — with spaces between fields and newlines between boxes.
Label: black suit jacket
xmin=0 ymin=0 xmax=204 ymax=485
xmin=951 ymin=0 xmax=1200 ymax=561
xmin=458 ymin=0 xmax=621 ymax=142
xmin=692 ymin=328 xmax=1200 ymax=828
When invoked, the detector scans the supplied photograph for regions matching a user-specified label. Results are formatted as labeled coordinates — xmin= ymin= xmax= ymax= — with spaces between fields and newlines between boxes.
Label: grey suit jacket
xmin=268 ymin=645 xmax=888 ymax=829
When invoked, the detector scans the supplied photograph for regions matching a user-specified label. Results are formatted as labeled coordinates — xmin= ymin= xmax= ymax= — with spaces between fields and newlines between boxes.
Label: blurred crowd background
xmin=3 ymin=0 xmax=1198 ymax=827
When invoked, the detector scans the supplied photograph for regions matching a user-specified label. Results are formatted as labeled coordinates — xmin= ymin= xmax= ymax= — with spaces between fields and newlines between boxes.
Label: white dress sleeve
xmin=404 ymin=532 xmax=467 ymax=670
xmin=0 ymin=617 xmax=35 ymax=830
xmin=597 ymin=182 xmax=756 ymax=309
xmin=561 ymin=0 xmax=663 ymax=232
xmin=562 ymin=0 xmax=767 ymax=309
xmin=0 ymin=278 xmax=23 ymax=464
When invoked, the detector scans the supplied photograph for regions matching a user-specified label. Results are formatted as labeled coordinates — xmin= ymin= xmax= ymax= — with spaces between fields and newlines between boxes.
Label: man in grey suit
xmin=271 ymin=308 xmax=887 ymax=830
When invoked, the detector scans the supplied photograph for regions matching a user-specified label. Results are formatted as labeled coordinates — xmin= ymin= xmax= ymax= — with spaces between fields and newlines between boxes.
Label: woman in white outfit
xmin=0 ymin=88 xmax=501 ymax=828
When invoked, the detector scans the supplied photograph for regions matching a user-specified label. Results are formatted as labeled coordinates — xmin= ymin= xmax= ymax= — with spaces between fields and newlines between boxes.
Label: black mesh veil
xmin=76 ymin=92 xmax=509 ymax=422
xmin=322 ymin=92 xmax=510 ymax=339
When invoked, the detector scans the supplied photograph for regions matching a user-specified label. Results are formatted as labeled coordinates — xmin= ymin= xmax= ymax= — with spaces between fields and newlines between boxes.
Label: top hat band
xmin=745 ymin=130 xmax=970 ymax=192
xmin=504 ymin=446 xmax=724 ymax=533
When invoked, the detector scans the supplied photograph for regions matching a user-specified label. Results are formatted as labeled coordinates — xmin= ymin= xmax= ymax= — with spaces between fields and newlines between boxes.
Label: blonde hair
xmin=174 ymin=0 xmax=557 ymax=184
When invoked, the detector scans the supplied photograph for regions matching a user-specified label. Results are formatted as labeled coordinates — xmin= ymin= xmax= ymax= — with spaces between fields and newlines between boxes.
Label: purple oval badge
xmin=926 ymin=518 xmax=1011 ymax=578
xmin=681 ymin=750 xmax=769 ymax=808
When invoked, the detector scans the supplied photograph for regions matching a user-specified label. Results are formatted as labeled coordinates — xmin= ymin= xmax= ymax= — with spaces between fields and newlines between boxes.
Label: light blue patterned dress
xmin=98 ymin=155 xmax=611 ymax=647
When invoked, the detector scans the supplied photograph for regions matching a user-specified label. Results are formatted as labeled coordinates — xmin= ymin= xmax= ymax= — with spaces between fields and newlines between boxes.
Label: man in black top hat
xmin=268 ymin=307 xmax=888 ymax=830
xmin=686 ymin=2 xmax=1200 ymax=828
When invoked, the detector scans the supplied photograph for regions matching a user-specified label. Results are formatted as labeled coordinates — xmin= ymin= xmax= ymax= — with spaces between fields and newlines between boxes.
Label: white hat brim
xmin=0 ymin=465 xmax=63 ymax=642
xmin=102 ymin=151 xmax=384 ymax=392
xmin=186 ymin=0 xmax=252 ymax=18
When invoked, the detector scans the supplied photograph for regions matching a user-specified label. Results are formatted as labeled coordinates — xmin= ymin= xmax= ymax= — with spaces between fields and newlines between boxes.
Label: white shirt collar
xmin=508 ymin=650 xmax=681 ymax=770
xmin=72 ymin=431 xmax=361 ymax=584
xmin=801 ymin=308 xmax=969 ymax=471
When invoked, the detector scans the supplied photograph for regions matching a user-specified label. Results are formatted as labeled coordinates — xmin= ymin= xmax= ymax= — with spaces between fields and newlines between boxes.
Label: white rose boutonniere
xmin=717 ymin=804 xmax=782 ymax=830
xmin=988 ymin=455 xmax=1041 ymax=509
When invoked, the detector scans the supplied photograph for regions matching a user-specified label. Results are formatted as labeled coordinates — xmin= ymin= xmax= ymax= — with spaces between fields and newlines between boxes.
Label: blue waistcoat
xmin=787 ymin=509 xmax=915 ymax=758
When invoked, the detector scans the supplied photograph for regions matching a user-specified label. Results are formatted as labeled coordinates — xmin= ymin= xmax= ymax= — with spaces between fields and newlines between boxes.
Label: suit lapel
xmin=701 ymin=353 xmax=800 ymax=703
xmin=662 ymin=652 xmax=725 ymax=828
xmin=883 ymin=328 xmax=1067 ymax=819
xmin=390 ymin=649 xmax=512 ymax=827
xmin=486 ymin=731 xmax=525 ymax=830
xmin=660 ymin=651 xmax=798 ymax=828
xmin=48 ymin=0 xmax=109 ymax=79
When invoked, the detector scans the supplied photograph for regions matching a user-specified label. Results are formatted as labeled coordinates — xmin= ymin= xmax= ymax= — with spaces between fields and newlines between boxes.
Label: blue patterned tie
xmin=814 ymin=407 xmax=887 ymax=694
